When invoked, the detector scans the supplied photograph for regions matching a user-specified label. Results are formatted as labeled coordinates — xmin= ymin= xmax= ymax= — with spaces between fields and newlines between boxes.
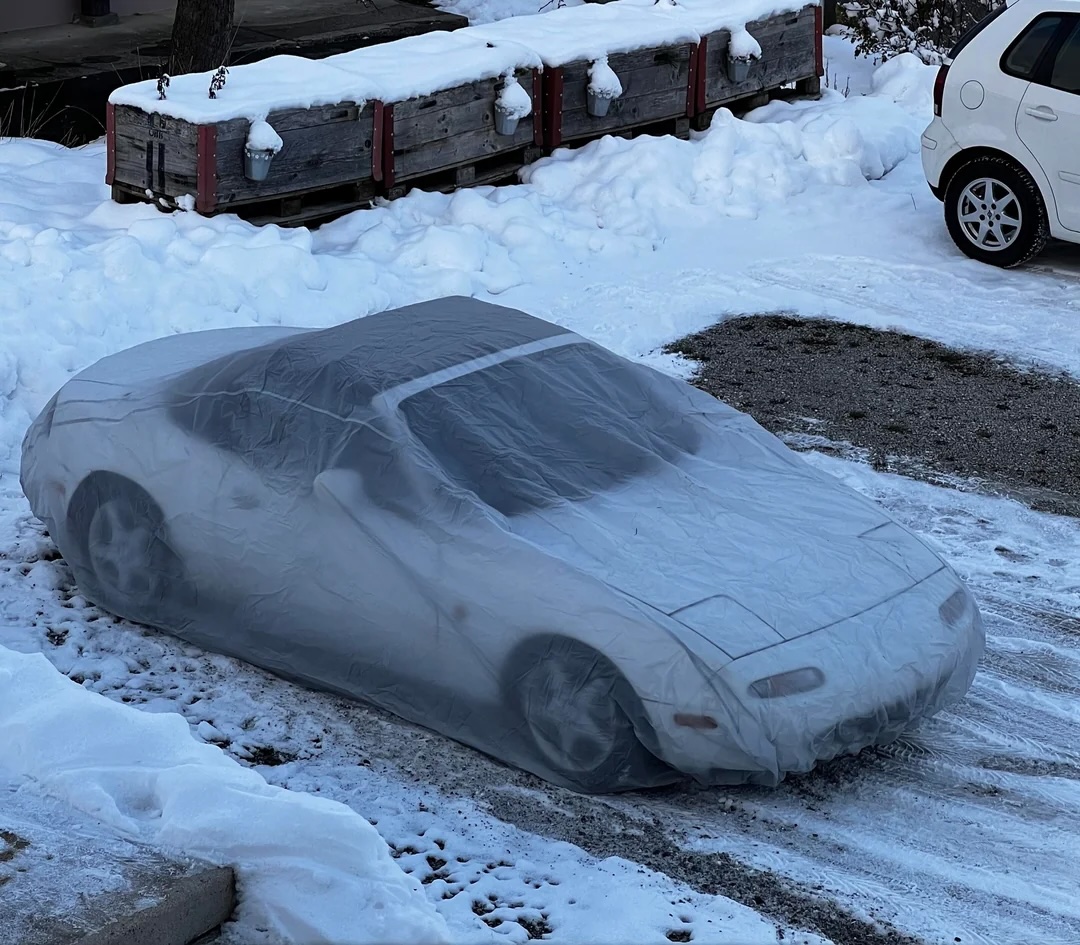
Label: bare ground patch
xmin=665 ymin=315 xmax=1080 ymax=517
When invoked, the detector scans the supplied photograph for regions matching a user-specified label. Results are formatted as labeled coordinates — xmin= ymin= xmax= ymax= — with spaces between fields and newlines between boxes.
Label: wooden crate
xmin=106 ymin=99 xmax=379 ymax=218
xmin=541 ymin=42 xmax=697 ymax=151
xmin=695 ymin=3 xmax=822 ymax=119
xmin=377 ymin=69 xmax=543 ymax=193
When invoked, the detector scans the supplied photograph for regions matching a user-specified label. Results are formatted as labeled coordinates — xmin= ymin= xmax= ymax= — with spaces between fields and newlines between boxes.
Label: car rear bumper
xmin=921 ymin=118 xmax=962 ymax=199
xmin=657 ymin=568 xmax=984 ymax=784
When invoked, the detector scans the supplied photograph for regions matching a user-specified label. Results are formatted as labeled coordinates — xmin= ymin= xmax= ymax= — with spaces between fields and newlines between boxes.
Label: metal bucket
xmin=244 ymin=147 xmax=274 ymax=182
xmin=494 ymin=107 xmax=520 ymax=136
xmin=727 ymin=56 xmax=752 ymax=83
xmin=587 ymin=90 xmax=613 ymax=118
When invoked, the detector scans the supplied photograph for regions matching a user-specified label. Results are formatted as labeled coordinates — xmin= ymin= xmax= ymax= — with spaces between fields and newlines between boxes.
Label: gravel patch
xmin=665 ymin=315 xmax=1080 ymax=517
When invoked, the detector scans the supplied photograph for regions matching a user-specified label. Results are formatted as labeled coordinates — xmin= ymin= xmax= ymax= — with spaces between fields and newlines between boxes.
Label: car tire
xmin=506 ymin=634 xmax=669 ymax=793
xmin=943 ymin=156 xmax=1049 ymax=268
xmin=67 ymin=472 xmax=189 ymax=626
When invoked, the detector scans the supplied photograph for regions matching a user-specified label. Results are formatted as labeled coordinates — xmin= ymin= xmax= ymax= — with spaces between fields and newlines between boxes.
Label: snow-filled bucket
xmin=727 ymin=55 xmax=752 ymax=83
xmin=244 ymin=119 xmax=283 ymax=181
xmin=587 ymin=58 xmax=622 ymax=118
xmin=495 ymin=73 xmax=532 ymax=136
xmin=587 ymin=90 xmax=613 ymax=118
xmin=244 ymin=148 xmax=275 ymax=181
xmin=494 ymin=106 xmax=521 ymax=136
xmin=726 ymin=28 xmax=761 ymax=85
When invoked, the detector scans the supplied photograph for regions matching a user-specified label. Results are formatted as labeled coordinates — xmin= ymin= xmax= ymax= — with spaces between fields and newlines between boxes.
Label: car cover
xmin=20 ymin=297 xmax=985 ymax=793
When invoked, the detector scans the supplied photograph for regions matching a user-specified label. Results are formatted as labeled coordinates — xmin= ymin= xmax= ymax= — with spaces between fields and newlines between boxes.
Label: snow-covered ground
xmin=2 ymin=26 xmax=1080 ymax=945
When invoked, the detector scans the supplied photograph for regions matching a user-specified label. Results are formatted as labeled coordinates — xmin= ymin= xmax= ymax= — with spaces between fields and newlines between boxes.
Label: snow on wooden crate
xmin=104 ymin=0 xmax=821 ymax=217
xmin=472 ymin=1 xmax=700 ymax=148
xmin=694 ymin=3 xmax=822 ymax=114
xmin=107 ymin=92 xmax=378 ymax=214
xmin=106 ymin=32 xmax=542 ymax=212
xmin=327 ymin=35 xmax=543 ymax=191
xmin=471 ymin=0 xmax=818 ymax=149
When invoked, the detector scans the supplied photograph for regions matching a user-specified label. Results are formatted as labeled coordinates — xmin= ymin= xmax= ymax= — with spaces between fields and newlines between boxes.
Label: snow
xmin=246 ymin=119 xmax=283 ymax=154
xmin=110 ymin=0 xmax=812 ymax=123
xmin=469 ymin=2 xmax=700 ymax=67
xmin=109 ymin=32 xmax=541 ymax=123
xmin=728 ymin=26 xmax=763 ymax=59
xmin=436 ymin=0 xmax=587 ymax=24
xmin=588 ymin=58 xmax=623 ymax=99
xmin=110 ymin=54 xmax=385 ymax=124
xmin=496 ymin=73 xmax=534 ymax=119
xmin=0 ymin=647 xmax=449 ymax=945
xmin=4 ymin=28 xmax=1080 ymax=945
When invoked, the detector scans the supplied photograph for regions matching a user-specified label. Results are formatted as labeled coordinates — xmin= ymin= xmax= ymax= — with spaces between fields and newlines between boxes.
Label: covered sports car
xmin=21 ymin=297 xmax=985 ymax=792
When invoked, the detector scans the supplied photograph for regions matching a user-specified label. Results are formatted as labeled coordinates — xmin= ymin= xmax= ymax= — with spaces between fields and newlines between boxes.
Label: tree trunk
xmin=169 ymin=0 xmax=235 ymax=76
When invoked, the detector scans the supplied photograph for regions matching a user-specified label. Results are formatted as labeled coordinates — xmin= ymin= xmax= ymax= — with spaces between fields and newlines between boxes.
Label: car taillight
xmin=933 ymin=63 xmax=950 ymax=117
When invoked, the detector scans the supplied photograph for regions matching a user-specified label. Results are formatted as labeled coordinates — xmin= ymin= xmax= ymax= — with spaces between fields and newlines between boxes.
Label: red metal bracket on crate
xmin=371 ymin=100 xmax=384 ymax=182
xmin=542 ymin=67 xmax=564 ymax=151
xmin=382 ymin=103 xmax=396 ymax=190
xmin=815 ymin=3 xmax=824 ymax=76
xmin=692 ymin=38 xmax=708 ymax=115
xmin=532 ymin=69 xmax=544 ymax=147
xmin=687 ymin=42 xmax=700 ymax=117
xmin=105 ymin=103 xmax=116 ymax=186
xmin=195 ymin=124 xmax=218 ymax=214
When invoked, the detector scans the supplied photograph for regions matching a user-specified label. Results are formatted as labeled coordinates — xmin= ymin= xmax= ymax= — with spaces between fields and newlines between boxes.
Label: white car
xmin=922 ymin=0 xmax=1080 ymax=266
xmin=21 ymin=297 xmax=985 ymax=793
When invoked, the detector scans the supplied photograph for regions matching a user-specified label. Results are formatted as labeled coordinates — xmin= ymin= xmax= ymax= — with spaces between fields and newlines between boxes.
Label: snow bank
xmin=520 ymin=82 xmax=924 ymax=224
xmin=0 ymin=645 xmax=450 ymax=945
xmin=110 ymin=0 xmax=811 ymax=122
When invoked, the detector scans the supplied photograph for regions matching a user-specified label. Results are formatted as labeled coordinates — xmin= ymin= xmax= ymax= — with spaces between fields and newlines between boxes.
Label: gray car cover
xmin=20 ymin=297 xmax=984 ymax=792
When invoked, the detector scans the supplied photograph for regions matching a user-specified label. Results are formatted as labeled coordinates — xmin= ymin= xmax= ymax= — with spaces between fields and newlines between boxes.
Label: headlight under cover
xmin=749 ymin=666 xmax=825 ymax=699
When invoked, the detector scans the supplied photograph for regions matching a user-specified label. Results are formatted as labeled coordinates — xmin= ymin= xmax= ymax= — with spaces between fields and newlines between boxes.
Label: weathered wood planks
xmin=697 ymin=5 xmax=820 ymax=113
xmin=543 ymin=44 xmax=696 ymax=149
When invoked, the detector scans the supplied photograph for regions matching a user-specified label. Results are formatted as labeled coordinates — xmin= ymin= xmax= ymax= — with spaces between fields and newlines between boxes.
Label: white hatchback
xmin=922 ymin=0 xmax=1080 ymax=266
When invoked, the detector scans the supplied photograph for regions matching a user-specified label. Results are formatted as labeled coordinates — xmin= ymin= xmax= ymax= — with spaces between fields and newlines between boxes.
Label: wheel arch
xmin=939 ymin=146 xmax=1054 ymax=212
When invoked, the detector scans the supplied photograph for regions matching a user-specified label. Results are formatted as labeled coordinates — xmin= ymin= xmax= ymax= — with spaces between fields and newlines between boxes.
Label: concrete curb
xmin=76 ymin=866 xmax=235 ymax=945
xmin=3 ymin=781 xmax=237 ymax=945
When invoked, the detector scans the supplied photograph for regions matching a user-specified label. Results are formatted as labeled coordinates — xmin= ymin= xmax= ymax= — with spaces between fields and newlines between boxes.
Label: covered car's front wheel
xmin=507 ymin=635 xmax=669 ymax=792
xmin=68 ymin=472 xmax=189 ymax=626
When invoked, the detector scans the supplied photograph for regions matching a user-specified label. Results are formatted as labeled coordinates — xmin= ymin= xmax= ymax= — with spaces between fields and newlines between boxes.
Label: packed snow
xmin=4 ymin=25 xmax=1080 ymax=945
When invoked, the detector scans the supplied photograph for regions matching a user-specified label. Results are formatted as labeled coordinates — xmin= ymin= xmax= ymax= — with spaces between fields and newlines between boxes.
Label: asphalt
xmin=1 ymin=775 xmax=234 ymax=945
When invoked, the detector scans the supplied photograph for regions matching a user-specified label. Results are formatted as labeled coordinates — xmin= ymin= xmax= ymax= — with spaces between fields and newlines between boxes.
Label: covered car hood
xmin=511 ymin=454 xmax=945 ymax=655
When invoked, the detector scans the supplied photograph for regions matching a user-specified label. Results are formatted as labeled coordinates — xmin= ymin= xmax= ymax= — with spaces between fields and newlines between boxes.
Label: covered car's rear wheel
xmin=507 ymin=635 xmax=668 ymax=792
xmin=68 ymin=472 xmax=188 ymax=626
xmin=944 ymin=157 xmax=1049 ymax=268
